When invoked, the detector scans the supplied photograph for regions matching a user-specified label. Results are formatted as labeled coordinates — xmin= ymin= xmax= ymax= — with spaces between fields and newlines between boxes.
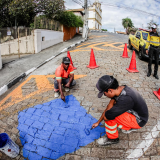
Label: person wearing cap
xmin=146 ymin=24 xmax=159 ymax=79
xmin=92 ymin=75 xmax=148 ymax=145
xmin=54 ymin=57 xmax=76 ymax=101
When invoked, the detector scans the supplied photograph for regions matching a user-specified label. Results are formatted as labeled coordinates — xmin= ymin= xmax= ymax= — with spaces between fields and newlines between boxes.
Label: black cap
xmin=62 ymin=57 xmax=70 ymax=64
xmin=96 ymin=75 xmax=114 ymax=98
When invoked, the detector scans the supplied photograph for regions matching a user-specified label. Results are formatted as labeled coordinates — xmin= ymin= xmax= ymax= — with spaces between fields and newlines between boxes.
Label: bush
xmin=55 ymin=11 xmax=83 ymax=27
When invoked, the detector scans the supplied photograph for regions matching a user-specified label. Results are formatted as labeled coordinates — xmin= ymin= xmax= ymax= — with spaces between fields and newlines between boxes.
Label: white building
xmin=88 ymin=0 xmax=102 ymax=30
xmin=67 ymin=0 xmax=102 ymax=31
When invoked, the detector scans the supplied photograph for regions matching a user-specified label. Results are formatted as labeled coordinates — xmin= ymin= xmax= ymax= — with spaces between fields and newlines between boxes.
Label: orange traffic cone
xmin=121 ymin=43 xmax=129 ymax=58
xmin=87 ymin=49 xmax=99 ymax=69
xmin=153 ymin=88 xmax=160 ymax=100
xmin=67 ymin=51 xmax=77 ymax=70
xmin=126 ymin=51 xmax=139 ymax=73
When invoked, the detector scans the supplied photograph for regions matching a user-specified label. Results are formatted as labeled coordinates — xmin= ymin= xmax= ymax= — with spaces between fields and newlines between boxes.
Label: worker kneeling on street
xmin=54 ymin=57 xmax=76 ymax=101
xmin=92 ymin=75 xmax=148 ymax=145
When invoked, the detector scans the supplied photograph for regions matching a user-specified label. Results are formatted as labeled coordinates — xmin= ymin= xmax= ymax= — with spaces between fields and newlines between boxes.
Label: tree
xmin=35 ymin=0 xmax=65 ymax=19
xmin=55 ymin=11 xmax=83 ymax=27
xmin=147 ymin=20 xmax=158 ymax=29
xmin=122 ymin=17 xmax=134 ymax=34
xmin=9 ymin=0 xmax=36 ymax=27
xmin=0 ymin=0 xmax=14 ymax=27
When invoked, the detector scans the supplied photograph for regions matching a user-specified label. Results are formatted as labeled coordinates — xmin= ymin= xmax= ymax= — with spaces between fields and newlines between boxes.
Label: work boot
xmin=54 ymin=91 xmax=60 ymax=98
xmin=153 ymin=74 xmax=159 ymax=79
xmin=121 ymin=129 xmax=138 ymax=134
xmin=64 ymin=87 xmax=70 ymax=92
xmin=147 ymin=71 xmax=151 ymax=77
xmin=97 ymin=136 xmax=119 ymax=146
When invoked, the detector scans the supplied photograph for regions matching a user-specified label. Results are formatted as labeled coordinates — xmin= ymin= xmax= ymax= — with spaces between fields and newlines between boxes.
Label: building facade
xmin=88 ymin=0 xmax=102 ymax=30
xmin=67 ymin=0 xmax=102 ymax=31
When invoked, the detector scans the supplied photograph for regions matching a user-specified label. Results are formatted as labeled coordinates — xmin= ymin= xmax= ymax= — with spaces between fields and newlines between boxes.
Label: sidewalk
xmin=0 ymin=34 xmax=84 ymax=89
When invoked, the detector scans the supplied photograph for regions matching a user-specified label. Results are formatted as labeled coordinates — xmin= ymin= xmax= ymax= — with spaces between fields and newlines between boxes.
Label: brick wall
xmin=63 ymin=26 xmax=79 ymax=41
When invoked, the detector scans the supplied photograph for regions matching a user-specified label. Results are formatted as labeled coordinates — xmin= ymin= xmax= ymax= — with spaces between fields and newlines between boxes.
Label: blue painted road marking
xmin=17 ymin=95 xmax=105 ymax=159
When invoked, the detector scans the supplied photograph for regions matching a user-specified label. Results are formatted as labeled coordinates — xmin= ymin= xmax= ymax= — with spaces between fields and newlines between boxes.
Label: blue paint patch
xmin=18 ymin=95 xmax=105 ymax=160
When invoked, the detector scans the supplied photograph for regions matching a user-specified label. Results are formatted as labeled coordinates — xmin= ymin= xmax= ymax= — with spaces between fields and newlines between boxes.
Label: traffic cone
xmin=126 ymin=51 xmax=139 ymax=73
xmin=67 ymin=51 xmax=77 ymax=70
xmin=153 ymin=88 xmax=160 ymax=100
xmin=121 ymin=43 xmax=129 ymax=58
xmin=87 ymin=49 xmax=99 ymax=69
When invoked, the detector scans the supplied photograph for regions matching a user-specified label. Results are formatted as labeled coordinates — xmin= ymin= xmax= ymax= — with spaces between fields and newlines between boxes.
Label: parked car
xmin=128 ymin=29 xmax=160 ymax=61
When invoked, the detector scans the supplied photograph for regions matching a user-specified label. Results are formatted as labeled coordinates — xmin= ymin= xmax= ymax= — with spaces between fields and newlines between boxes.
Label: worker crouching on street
xmin=92 ymin=75 xmax=148 ymax=145
xmin=54 ymin=57 xmax=76 ymax=101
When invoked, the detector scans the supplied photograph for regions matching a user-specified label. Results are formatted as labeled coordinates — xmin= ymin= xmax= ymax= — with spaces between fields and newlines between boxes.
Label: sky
xmin=65 ymin=0 xmax=160 ymax=32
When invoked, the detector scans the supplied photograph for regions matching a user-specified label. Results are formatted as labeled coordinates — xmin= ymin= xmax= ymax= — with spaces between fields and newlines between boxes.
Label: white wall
xmin=0 ymin=29 xmax=64 ymax=55
xmin=40 ymin=30 xmax=63 ymax=51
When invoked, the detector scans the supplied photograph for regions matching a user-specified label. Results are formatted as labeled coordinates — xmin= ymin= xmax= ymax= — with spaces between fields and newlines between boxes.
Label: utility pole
xmin=82 ymin=0 xmax=88 ymax=38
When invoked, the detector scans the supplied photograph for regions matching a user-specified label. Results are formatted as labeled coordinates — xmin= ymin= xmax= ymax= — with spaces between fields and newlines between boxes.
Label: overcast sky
xmin=65 ymin=0 xmax=160 ymax=32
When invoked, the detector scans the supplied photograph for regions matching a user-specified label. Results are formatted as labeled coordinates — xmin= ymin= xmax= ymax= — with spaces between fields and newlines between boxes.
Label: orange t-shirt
xmin=55 ymin=64 xmax=74 ymax=80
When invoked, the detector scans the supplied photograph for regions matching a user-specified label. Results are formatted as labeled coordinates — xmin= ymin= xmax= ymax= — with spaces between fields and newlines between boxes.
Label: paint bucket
xmin=0 ymin=133 xmax=19 ymax=158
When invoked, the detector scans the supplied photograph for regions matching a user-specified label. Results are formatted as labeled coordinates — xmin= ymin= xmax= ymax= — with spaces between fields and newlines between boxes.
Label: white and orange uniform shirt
xmin=55 ymin=64 xmax=74 ymax=80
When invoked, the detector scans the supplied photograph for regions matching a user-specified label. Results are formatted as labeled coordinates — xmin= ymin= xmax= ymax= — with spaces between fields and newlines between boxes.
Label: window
xmin=136 ymin=32 xmax=141 ymax=39
xmin=142 ymin=32 xmax=148 ymax=40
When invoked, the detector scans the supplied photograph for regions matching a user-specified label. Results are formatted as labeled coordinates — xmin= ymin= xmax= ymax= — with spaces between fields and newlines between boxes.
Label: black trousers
xmin=54 ymin=78 xmax=76 ymax=90
xmin=148 ymin=46 xmax=159 ymax=75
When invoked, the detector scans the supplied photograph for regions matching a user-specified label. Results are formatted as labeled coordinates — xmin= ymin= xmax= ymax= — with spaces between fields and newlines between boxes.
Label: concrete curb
xmin=0 ymin=38 xmax=87 ymax=97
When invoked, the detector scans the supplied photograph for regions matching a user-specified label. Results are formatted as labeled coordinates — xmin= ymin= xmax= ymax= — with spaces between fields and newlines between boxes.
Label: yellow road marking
xmin=0 ymin=75 xmax=86 ymax=112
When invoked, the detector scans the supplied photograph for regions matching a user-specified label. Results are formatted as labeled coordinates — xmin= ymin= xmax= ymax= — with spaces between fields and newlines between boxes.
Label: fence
xmin=0 ymin=27 xmax=35 ymax=58
xmin=34 ymin=17 xmax=62 ymax=31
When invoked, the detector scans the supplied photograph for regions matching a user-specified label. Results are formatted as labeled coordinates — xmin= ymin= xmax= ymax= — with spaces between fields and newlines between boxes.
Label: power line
xmin=102 ymin=3 xmax=160 ymax=18
xmin=72 ymin=0 xmax=83 ymax=6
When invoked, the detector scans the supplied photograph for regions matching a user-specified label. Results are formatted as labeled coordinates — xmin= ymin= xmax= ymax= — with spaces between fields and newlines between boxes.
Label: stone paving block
xmin=28 ymin=152 xmax=42 ymax=160
xmin=27 ymin=127 xmax=37 ymax=137
xmin=23 ymin=113 xmax=32 ymax=118
xmin=68 ymin=116 xmax=80 ymax=124
xmin=34 ymin=104 xmax=43 ymax=109
xmin=31 ymin=120 xmax=44 ymax=129
xmin=30 ymin=115 xmax=40 ymax=121
xmin=41 ymin=111 xmax=51 ymax=117
xmin=45 ymin=141 xmax=61 ymax=151
xmin=23 ymin=143 xmax=36 ymax=152
xmin=54 ymin=127 xmax=66 ymax=135
xmin=60 ymin=122 xmax=74 ymax=129
xmin=49 ymin=134 xmax=65 ymax=144
xmin=43 ymin=123 xmax=55 ymax=131
xmin=18 ymin=112 xmax=25 ymax=118
xmin=80 ymin=116 xmax=91 ymax=125
xmin=36 ymin=146 xmax=52 ymax=158
xmin=49 ymin=113 xmax=60 ymax=120
xmin=34 ymin=109 xmax=44 ymax=116
xmin=43 ymin=101 xmax=52 ymax=106
xmin=61 ymin=144 xmax=76 ymax=153
xmin=18 ymin=116 xmax=26 ymax=124
xmin=63 ymin=136 xmax=79 ymax=148
xmin=32 ymin=138 xmax=46 ymax=147
xmin=50 ymin=152 xmax=64 ymax=160
xmin=35 ymin=130 xmax=52 ymax=140
xmin=23 ymin=148 xmax=30 ymax=158
xmin=20 ymin=137 xmax=26 ymax=145
xmin=26 ymin=108 xmax=36 ymax=114
xmin=24 ymin=134 xmax=34 ymax=143
xmin=24 ymin=119 xmax=34 ymax=126
xmin=39 ymin=116 xmax=50 ymax=123
xmin=17 ymin=124 xmax=29 ymax=132
xmin=59 ymin=114 xmax=68 ymax=121
xmin=19 ymin=131 xmax=27 ymax=138
xmin=42 ymin=106 xmax=52 ymax=112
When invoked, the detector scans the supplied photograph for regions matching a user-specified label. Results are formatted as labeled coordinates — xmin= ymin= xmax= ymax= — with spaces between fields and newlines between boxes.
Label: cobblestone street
xmin=0 ymin=32 xmax=160 ymax=160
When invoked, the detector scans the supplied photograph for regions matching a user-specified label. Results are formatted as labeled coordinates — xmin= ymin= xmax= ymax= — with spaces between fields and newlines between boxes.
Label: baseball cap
xmin=96 ymin=75 xmax=115 ymax=98
xmin=62 ymin=57 xmax=70 ymax=64
xmin=151 ymin=24 xmax=157 ymax=29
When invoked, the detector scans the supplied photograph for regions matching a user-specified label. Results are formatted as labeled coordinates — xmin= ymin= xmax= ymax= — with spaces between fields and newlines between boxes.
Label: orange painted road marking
xmin=0 ymin=75 xmax=86 ymax=112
